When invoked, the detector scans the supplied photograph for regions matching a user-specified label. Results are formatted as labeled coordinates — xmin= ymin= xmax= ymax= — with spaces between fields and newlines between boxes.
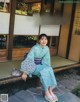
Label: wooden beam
xmin=54 ymin=63 xmax=80 ymax=73
xmin=7 ymin=0 xmax=16 ymax=60
xmin=24 ymin=0 xmax=42 ymax=3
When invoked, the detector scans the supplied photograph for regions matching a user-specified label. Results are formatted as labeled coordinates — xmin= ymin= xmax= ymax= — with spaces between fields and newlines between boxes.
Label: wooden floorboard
xmin=54 ymin=63 xmax=80 ymax=73
xmin=0 ymin=63 xmax=80 ymax=85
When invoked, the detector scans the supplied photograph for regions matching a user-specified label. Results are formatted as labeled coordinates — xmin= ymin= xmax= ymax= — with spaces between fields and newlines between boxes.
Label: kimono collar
xmin=36 ymin=43 xmax=46 ymax=49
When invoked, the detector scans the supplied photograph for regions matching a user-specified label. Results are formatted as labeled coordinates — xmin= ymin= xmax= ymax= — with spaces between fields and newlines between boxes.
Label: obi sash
xmin=23 ymin=53 xmax=42 ymax=65
xmin=34 ymin=58 xmax=42 ymax=65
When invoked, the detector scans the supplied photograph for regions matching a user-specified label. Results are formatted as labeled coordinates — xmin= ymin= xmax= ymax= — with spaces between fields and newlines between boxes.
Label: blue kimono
xmin=20 ymin=43 xmax=57 ymax=91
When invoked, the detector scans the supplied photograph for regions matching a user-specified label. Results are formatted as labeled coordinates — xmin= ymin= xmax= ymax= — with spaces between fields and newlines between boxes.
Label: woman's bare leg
xmin=45 ymin=90 xmax=54 ymax=102
xmin=49 ymin=86 xmax=58 ymax=101
xmin=48 ymin=86 xmax=54 ymax=95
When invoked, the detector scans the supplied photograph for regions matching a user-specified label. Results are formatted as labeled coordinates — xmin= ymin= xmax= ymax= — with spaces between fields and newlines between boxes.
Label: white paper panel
xmin=0 ymin=12 xmax=10 ymax=34
xmin=14 ymin=15 xmax=39 ymax=35
xmin=40 ymin=25 xmax=60 ymax=36
xmin=0 ymin=0 xmax=10 ymax=3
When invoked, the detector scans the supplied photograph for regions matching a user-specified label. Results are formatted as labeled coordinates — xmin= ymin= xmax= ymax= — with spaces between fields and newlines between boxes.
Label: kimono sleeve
xmin=42 ymin=47 xmax=51 ymax=66
xmin=20 ymin=46 xmax=36 ymax=77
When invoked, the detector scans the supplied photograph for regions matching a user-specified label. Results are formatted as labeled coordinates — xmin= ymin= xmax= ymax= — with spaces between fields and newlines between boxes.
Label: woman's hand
xmin=22 ymin=72 xmax=28 ymax=81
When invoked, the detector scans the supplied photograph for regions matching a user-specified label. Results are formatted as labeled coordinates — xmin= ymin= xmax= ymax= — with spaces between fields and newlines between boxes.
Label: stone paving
xmin=9 ymin=85 xmax=80 ymax=102
xmin=56 ymin=69 xmax=80 ymax=91
xmin=8 ymin=68 xmax=80 ymax=102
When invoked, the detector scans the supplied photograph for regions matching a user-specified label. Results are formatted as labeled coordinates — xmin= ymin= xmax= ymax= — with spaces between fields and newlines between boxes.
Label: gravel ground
xmin=55 ymin=68 xmax=80 ymax=92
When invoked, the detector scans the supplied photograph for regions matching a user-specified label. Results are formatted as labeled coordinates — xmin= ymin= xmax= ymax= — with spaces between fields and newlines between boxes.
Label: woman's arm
xmin=20 ymin=46 xmax=36 ymax=78
xmin=22 ymin=71 xmax=28 ymax=81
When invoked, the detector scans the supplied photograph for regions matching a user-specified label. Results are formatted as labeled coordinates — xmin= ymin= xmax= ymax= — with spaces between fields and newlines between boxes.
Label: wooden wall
xmin=0 ymin=49 xmax=7 ymax=61
xmin=12 ymin=48 xmax=30 ymax=60
xmin=69 ymin=4 xmax=80 ymax=62
xmin=58 ymin=4 xmax=72 ymax=57
xmin=0 ymin=47 xmax=57 ymax=61
xmin=12 ymin=47 xmax=57 ymax=60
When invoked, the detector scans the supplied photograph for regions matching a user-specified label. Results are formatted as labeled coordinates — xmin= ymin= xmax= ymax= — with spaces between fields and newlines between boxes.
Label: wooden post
xmin=66 ymin=3 xmax=76 ymax=59
xmin=50 ymin=0 xmax=55 ymax=15
xmin=60 ymin=2 xmax=64 ymax=16
xmin=7 ymin=0 xmax=16 ymax=60
xmin=38 ymin=25 xmax=41 ymax=35
xmin=40 ymin=0 xmax=44 ymax=15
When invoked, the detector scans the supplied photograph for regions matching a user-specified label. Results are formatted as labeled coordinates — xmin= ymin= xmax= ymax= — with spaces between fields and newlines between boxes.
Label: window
xmin=16 ymin=0 xmax=41 ymax=16
xmin=0 ymin=35 xmax=7 ymax=49
xmin=32 ymin=3 xmax=41 ymax=14
xmin=13 ymin=35 xmax=37 ymax=48
xmin=0 ymin=0 xmax=10 ymax=13
xmin=51 ymin=37 xmax=58 ymax=47
xmin=44 ymin=3 xmax=50 ymax=13
xmin=16 ymin=0 xmax=28 ymax=15
xmin=13 ymin=35 xmax=51 ymax=48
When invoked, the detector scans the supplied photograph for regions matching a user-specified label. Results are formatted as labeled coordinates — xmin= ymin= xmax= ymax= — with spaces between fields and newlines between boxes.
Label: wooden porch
xmin=0 ymin=56 xmax=79 ymax=85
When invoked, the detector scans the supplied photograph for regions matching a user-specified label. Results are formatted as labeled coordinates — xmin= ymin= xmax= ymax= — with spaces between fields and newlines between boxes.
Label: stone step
xmin=9 ymin=86 xmax=80 ymax=102
xmin=9 ymin=90 xmax=36 ymax=102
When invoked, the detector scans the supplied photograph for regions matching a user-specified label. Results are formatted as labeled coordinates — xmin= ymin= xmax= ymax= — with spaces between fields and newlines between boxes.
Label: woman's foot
xmin=51 ymin=93 xmax=58 ymax=102
xmin=48 ymin=87 xmax=58 ymax=102
xmin=45 ymin=95 xmax=55 ymax=102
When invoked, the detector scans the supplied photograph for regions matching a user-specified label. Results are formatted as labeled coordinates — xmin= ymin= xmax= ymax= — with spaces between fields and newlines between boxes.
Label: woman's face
xmin=39 ymin=36 xmax=48 ymax=47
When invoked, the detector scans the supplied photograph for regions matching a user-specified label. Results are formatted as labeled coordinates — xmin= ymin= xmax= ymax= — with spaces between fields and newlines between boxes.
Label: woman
xmin=20 ymin=34 xmax=58 ymax=102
